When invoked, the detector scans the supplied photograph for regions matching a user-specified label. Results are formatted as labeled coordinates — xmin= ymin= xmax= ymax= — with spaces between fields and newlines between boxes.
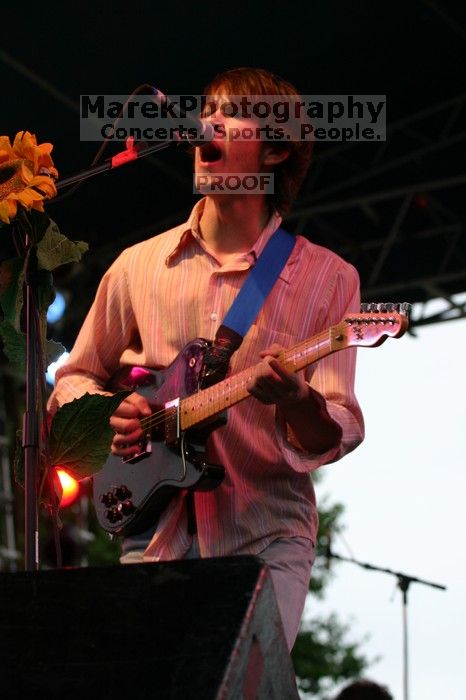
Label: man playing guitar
xmin=48 ymin=67 xmax=365 ymax=651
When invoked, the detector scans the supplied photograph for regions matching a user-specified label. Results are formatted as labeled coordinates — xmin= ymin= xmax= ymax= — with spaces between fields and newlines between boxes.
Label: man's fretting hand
xmin=246 ymin=344 xmax=309 ymax=406
xmin=247 ymin=343 xmax=342 ymax=453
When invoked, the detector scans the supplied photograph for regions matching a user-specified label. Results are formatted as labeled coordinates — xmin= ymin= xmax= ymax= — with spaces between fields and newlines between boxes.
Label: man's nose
xmin=203 ymin=103 xmax=226 ymax=121
xmin=201 ymin=115 xmax=226 ymax=138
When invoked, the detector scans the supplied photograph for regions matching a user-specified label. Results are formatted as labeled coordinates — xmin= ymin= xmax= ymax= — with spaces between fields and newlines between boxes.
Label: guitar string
xmin=135 ymin=341 xmax=315 ymax=433
xmin=134 ymin=332 xmax=331 ymax=433
xmin=137 ymin=369 xmax=254 ymax=432
xmin=136 ymin=362 xmax=288 ymax=433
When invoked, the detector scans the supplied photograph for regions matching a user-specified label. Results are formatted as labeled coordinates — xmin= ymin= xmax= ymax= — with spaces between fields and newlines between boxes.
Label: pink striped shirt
xmin=48 ymin=198 xmax=364 ymax=559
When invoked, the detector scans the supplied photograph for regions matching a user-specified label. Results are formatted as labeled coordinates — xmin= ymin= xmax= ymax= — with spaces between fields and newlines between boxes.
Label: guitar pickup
xmin=164 ymin=398 xmax=180 ymax=444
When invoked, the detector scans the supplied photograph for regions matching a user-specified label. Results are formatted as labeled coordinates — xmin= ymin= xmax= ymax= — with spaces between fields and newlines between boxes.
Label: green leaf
xmin=0 ymin=257 xmax=26 ymax=331
xmin=22 ymin=208 xmax=51 ymax=245
xmin=14 ymin=429 xmax=62 ymax=511
xmin=37 ymin=269 xmax=55 ymax=315
xmin=48 ymin=391 xmax=130 ymax=479
xmin=0 ymin=320 xmax=26 ymax=370
xmin=293 ymin=614 xmax=370 ymax=696
xmin=0 ymin=314 xmax=64 ymax=370
xmin=36 ymin=219 xmax=89 ymax=271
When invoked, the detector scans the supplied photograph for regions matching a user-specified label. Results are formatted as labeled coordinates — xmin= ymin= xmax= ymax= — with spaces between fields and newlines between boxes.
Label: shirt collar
xmin=165 ymin=199 xmax=206 ymax=266
xmin=165 ymin=197 xmax=294 ymax=281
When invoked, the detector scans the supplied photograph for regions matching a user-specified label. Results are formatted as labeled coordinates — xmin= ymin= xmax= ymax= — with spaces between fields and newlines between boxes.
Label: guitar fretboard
xmin=180 ymin=326 xmax=344 ymax=429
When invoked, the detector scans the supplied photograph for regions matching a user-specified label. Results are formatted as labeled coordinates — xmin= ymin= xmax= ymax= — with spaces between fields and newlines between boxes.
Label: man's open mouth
xmin=199 ymin=142 xmax=222 ymax=163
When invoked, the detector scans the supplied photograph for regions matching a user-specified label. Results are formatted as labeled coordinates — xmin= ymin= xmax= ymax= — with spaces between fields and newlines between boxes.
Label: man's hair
xmin=333 ymin=679 xmax=394 ymax=700
xmin=202 ymin=67 xmax=313 ymax=217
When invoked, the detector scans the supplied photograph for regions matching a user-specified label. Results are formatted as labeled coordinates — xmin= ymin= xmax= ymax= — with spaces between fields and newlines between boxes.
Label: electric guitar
xmin=92 ymin=303 xmax=410 ymax=537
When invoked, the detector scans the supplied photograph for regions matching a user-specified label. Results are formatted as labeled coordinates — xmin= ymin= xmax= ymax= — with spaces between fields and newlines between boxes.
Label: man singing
xmin=48 ymin=67 xmax=365 ymax=651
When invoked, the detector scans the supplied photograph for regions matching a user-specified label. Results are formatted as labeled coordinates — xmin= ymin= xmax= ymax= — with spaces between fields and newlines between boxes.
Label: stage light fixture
xmin=46 ymin=350 xmax=70 ymax=386
xmin=47 ymin=291 xmax=66 ymax=324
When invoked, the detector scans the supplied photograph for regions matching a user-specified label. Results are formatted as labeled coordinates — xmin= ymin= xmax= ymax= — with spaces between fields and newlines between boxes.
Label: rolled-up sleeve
xmin=274 ymin=261 xmax=365 ymax=472
xmin=47 ymin=250 xmax=137 ymax=416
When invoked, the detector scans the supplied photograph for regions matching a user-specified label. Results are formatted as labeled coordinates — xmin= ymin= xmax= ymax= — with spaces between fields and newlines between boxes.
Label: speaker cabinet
xmin=0 ymin=555 xmax=299 ymax=699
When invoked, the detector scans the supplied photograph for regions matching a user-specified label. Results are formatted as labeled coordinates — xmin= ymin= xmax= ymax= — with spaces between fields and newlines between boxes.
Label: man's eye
xmin=202 ymin=102 xmax=219 ymax=118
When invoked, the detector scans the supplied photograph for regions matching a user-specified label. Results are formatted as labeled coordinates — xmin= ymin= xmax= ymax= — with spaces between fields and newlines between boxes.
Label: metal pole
xmin=23 ymin=245 xmax=40 ymax=571
xmin=400 ymin=581 xmax=409 ymax=700
xmin=327 ymin=549 xmax=446 ymax=700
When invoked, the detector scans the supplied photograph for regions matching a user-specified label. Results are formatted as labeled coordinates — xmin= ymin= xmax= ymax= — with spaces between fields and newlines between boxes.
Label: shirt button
xmin=210 ymin=312 xmax=218 ymax=321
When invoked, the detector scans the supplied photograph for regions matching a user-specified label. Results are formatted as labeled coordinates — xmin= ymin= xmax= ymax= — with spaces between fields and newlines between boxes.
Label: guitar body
xmin=92 ymin=338 xmax=226 ymax=537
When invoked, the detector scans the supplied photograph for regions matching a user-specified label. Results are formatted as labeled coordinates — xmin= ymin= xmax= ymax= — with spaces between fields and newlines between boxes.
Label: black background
xmin=2 ymin=0 xmax=465 ymax=348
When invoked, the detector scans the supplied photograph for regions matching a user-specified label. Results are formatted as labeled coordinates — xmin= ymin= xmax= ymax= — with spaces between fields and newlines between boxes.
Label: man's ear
xmin=262 ymin=145 xmax=290 ymax=166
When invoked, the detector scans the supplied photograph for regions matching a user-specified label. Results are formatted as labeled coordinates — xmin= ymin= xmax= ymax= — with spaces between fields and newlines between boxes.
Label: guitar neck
xmin=180 ymin=325 xmax=346 ymax=430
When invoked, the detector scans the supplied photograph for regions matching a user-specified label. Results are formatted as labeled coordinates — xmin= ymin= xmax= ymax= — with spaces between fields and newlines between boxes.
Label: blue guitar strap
xmin=200 ymin=226 xmax=296 ymax=385
xmin=221 ymin=226 xmax=296 ymax=337
xmin=190 ymin=225 xmax=296 ymax=534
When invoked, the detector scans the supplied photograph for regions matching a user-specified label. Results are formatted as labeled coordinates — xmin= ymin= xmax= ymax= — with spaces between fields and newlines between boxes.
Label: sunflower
xmin=0 ymin=131 xmax=58 ymax=224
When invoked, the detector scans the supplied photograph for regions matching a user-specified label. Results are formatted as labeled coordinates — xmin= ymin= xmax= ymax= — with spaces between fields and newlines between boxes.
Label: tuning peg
xmin=360 ymin=302 xmax=381 ymax=312
xmin=361 ymin=301 xmax=411 ymax=316
xmin=377 ymin=302 xmax=396 ymax=312
xmin=400 ymin=302 xmax=411 ymax=316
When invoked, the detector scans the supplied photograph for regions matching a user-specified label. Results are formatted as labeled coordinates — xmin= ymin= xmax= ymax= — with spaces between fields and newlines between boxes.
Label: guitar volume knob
xmin=105 ymin=506 xmax=123 ymax=523
xmin=117 ymin=499 xmax=136 ymax=515
xmin=100 ymin=491 xmax=118 ymax=507
xmin=114 ymin=485 xmax=132 ymax=500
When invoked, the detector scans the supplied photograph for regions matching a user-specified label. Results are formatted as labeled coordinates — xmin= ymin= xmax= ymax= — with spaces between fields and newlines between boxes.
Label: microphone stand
xmin=56 ymin=140 xmax=173 ymax=191
xmin=23 ymin=236 xmax=41 ymax=571
xmin=327 ymin=547 xmax=446 ymax=700
xmin=22 ymin=137 xmax=177 ymax=571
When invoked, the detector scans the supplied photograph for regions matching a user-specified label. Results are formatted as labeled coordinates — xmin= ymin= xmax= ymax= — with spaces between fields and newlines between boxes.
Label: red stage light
xmin=56 ymin=468 xmax=80 ymax=508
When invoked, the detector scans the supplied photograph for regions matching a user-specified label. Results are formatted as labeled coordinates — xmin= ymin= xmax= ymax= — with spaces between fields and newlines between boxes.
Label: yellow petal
xmin=31 ymin=200 xmax=45 ymax=213
xmin=0 ymin=136 xmax=14 ymax=163
xmin=0 ymin=149 xmax=16 ymax=165
xmin=15 ymin=188 xmax=45 ymax=207
xmin=37 ymin=144 xmax=56 ymax=172
xmin=28 ymin=175 xmax=57 ymax=198
xmin=13 ymin=131 xmax=37 ymax=154
xmin=0 ymin=198 xmax=17 ymax=223
xmin=19 ymin=160 xmax=34 ymax=184
xmin=40 ymin=165 xmax=58 ymax=179
xmin=0 ymin=201 xmax=10 ymax=223
xmin=13 ymin=132 xmax=38 ymax=173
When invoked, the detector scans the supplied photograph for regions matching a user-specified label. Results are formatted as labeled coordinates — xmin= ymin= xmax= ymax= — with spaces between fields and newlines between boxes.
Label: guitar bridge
xmin=122 ymin=433 xmax=152 ymax=464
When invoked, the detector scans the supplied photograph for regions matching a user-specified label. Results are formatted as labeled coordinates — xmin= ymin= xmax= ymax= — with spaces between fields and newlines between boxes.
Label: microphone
xmin=150 ymin=88 xmax=215 ymax=145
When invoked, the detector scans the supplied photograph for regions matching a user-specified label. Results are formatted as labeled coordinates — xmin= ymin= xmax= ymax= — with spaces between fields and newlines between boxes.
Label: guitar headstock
xmin=337 ymin=302 xmax=411 ymax=348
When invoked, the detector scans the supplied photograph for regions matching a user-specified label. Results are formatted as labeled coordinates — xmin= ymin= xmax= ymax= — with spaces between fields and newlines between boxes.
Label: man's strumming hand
xmin=110 ymin=392 xmax=152 ymax=458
